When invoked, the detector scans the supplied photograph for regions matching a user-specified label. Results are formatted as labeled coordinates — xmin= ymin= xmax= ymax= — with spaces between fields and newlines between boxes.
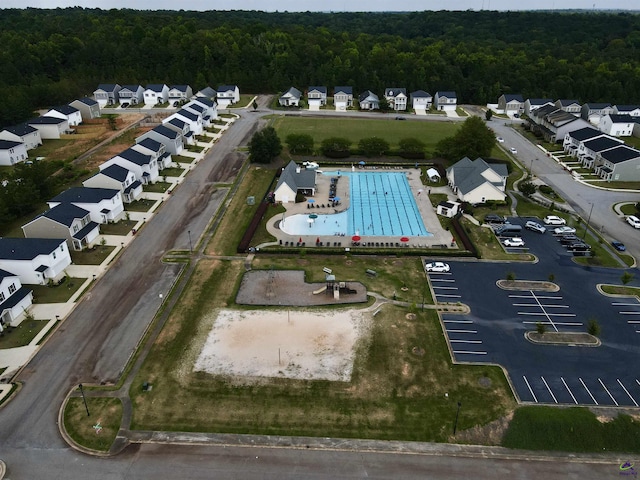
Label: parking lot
xmin=428 ymin=216 xmax=640 ymax=407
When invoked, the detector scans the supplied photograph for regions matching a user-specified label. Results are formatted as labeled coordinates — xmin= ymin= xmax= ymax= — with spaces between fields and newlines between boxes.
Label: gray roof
xmin=557 ymin=99 xmax=581 ymax=107
xmin=436 ymin=91 xmax=457 ymax=98
xmin=446 ymin=157 xmax=506 ymax=195
xmin=121 ymin=84 xmax=143 ymax=92
xmin=170 ymin=85 xmax=191 ymax=93
xmin=275 ymin=161 xmax=316 ymax=193
xmin=190 ymin=97 xmax=214 ymax=107
xmin=410 ymin=90 xmax=432 ymax=98
xmin=546 ymin=110 xmax=579 ymax=126
xmin=532 ymin=104 xmax=560 ymax=118
xmin=146 ymin=84 xmax=167 ymax=92
xmin=28 ymin=116 xmax=66 ymax=125
xmin=167 ymin=118 xmax=187 ymax=130
xmin=0 ymin=238 xmax=66 ymax=260
xmin=74 ymin=97 xmax=98 ymax=106
xmin=568 ymin=127 xmax=602 ymax=141
xmin=583 ymin=136 xmax=623 ymax=152
xmin=359 ymin=90 xmax=379 ymax=102
xmin=136 ymin=137 xmax=163 ymax=152
xmin=3 ymin=124 xmax=38 ymax=136
xmin=527 ymin=98 xmax=554 ymax=105
xmin=96 ymin=83 xmax=120 ymax=92
xmin=281 ymin=87 xmax=302 ymax=98
xmin=334 ymin=86 xmax=352 ymax=95
xmin=100 ymin=164 xmax=130 ymax=182
xmin=117 ymin=147 xmax=153 ymax=166
xmin=50 ymin=187 xmax=119 ymax=204
xmin=501 ymin=94 xmax=524 ymax=102
xmin=217 ymin=85 xmax=237 ymax=92
xmin=40 ymin=203 xmax=90 ymax=227
xmin=600 ymin=146 xmax=640 ymax=164
xmin=197 ymin=87 xmax=217 ymax=98
xmin=308 ymin=86 xmax=327 ymax=94
xmin=583 ymin=102 xmax=611 ymax=109
xmin=0 ymin=140 xmax=23 ymax=150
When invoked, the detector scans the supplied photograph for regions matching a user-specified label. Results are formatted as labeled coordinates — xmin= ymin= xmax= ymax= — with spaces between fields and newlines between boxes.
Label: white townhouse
xmin=333 ymin=86 xmax=353 ymax=111
xmin=136 ymin=125 xmax=184 ymax=155
xmin=410 ymin=90 xmax=432 ymax=114
xmin=186 ymin=97 xmax=217 ymax=122
xmin=523 ymin=98 xmax=554 ymax=117
xmin=45 ymin=105 xmax=82 ymax=127
xmin=577 ymin=135 xmax=624 ymax=169
xmin=307 ymin=86 xmax=327 ymax=110
xmin=216 ymin=85 xmax=240 ymax=107
xmin=83 ymin=164 xmax=142 ymax=204
xmin=163 ymin=108 xmax=203 ymax=135
xmin=182 ymin=102 xmax=210 ymax=128
xmin=0 ymin=140 xmax=28 ymax=166
xmin=497 ymin=94 xmax=524 ymax=115
xmin=434 ymin=91 xmax=457 ymax=111
xmin=163 ymin=118 xmax=193 ymax=145
xmin=119 ymin=85 xmax=145 ymax=106
xmin=563 ymin=127 xmax=604 ymax=156
xmin=0 ymin=269 xmax=33 ymax=328
xmin=595 ymin=145 xmax=640 ymax=182
xmin=613 ymin=105 xmax=640 ymax=117
xmin=0 ymin=238 xmax=71 ymax=286
xmin=384 ymin=88 xmax=407 ymax=111
xmin=168 ymin=85 xmax=193 ymax=106
xmin=555 ymin=99 xmax=582 ymax=116
xmin=0 ymin=124 xmax=42 ymax=150
xmin=93 ymin=84 xmax=121 ymax=107
xmin=144 ymin=84 xmax=169 ymax=106
xmin=22 ymin=204 xmax=100 ymax=251
xmin=48 ymin=187 xmax=124 ymax=224
xmin=102 ymin=147 xmax=159 ymax=185
xmin=132 ymin=137 xmax=173 ymax=170
xmin=599 ymin=114 xmax=635 ymax=137
xmin=70 ymin=97 xmax=101 ymax=121
xmin=580 ymin=103 xmax=614 ymax=126
xmin=27 ymin=116 xmax=70 ymax=139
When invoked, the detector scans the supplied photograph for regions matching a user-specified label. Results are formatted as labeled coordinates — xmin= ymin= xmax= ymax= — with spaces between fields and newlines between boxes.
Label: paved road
xmin=0 ymin=99 xmax=631 ymax=479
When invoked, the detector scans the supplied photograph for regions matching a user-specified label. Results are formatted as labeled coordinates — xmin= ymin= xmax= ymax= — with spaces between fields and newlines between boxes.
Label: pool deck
xmin=265 ymin=167 xmax=457 ymax=249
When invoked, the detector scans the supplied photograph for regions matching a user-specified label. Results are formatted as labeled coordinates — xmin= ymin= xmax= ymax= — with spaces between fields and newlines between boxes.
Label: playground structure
xmin=316 ymin=266 xmax=358 ymax=299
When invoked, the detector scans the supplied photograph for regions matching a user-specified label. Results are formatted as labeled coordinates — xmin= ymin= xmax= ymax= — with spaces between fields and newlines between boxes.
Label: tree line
xmin=1 ymin=8 xmax=640 ymax=127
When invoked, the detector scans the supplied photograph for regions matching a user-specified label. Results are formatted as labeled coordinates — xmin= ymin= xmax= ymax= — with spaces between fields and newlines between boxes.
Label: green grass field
xmin=64 ymin=396 xmax=122 ymax=452
xmin=272 ymin=116 xmax=460 ymax=153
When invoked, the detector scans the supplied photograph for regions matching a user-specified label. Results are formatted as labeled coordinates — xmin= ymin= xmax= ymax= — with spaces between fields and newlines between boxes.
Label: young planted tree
xmin=248 ymin=126 xmax=282 ymax=164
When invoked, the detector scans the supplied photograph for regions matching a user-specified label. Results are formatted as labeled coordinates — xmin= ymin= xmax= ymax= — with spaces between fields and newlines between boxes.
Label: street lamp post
xmin=583 ymin=203 xmax=594 ymax=240
xmin=78 ymin=384 xmax=90 ymax=416
xmin=453 ymin=401 xmax=462 ymax=435
xmin=188 ymin=230 xmax=193 ymax=253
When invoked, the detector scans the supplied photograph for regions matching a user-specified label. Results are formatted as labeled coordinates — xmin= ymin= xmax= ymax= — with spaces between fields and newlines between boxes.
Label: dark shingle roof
xmin=334 ymin=86 xmax=353 ymax=95
xmin=615 ymin=105 xmax=640 ymax=112
xmin=0 ymin=268 xmax=17 ymax=280
xmin=607 ymin=114 xmax=634 ymax=123
xmin=410 ymin=90 xmax=432 ymax=98
xmin=136 ymin=138 xmax=163 ymax=152
xmin=275 ymin=161 xmax=316 ymax=193
xmin=217 ymin=85 xmax=237 ymax=92
xmin=502 ymin=94 xmax=524 ymax=102
xmin=385 ymin=88 xmax=407 ymax=97
xmin=170 ymin=85 xmax=190 ymax=92
xmin=568 ymin=127 xmax=602 ymax=141
xmin=152 ymin=125 xmax=180 ymax=140
xmin=308 ymin=86 xmax=327 ymax=94
xmin=74 ymin=97 xmax=98 ymax=106
xmin=527 ymin=98 xmax=554 ymax=106
xmin=359 ymin=90 xmax=378 ymax=102
xmin=28 ymin=116 xmax=66 ymax=125
xmin=146 ymin=84 xmax=167 ymax=92
xmin=175 ymin=109 xmax=198 ymax=121
xmin=557 ymin=99 xmax=581 ymax=107
xmin=583 ymin=102 xmax=611 ymax=109
xmin=0 ymin=238 xmax=66 ymax=260
xmin=100 ymin=164 xmax=130 ymax=182
xmin=72 ymin=221 xmax=99 ymax=240
xmin=190 ymin=97 xmax=214 ymax=108
xmin=121 ymin=84 xmax=143 ymax=92
xmin=50 ymin=105 xmax=79 ymax=115
xmin=50 ymin=187 xmax=119 ymax=204
xmin=116 ymin=147 xmax=152 ymax=166
xmin=167 ymin=118 xmax=187 ymax=130
xmin=436 ymin=91 xmax=457 ymax=98
xmin=583 ymin=137 xmax=624 ymax=152
xmin=600 ymin=146 xmax=640 ymax=164
xmin=3 ymin=124 xmax=38 ymax=136
xmin=96 ymin=84 xmax=119 ymax=92
xmin=0 ymin=140 xmax=23 ymax=150
xmin=41 ymin=203 xmax=90 ymax=227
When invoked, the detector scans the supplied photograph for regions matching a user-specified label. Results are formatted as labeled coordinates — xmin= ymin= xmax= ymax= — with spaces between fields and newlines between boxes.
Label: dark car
xmin=558 ymin=235 xmax=580 ymax=245
xmin=484 ymin=214 xmax=505 ymax=224
xmin=395 ymin=116 xmax=406 ymax=120
xmin=566 ymin=242 xmax=591 ymax=251
xmin=612 ymin=241 xmax=626 ymax=252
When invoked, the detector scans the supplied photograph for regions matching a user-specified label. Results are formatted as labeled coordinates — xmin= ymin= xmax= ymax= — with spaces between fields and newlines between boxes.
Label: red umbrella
xmin=352 ymin=235 xmax=361 ymax=242
xmin=316 ymin=237 xmax=320 ymax=243
xmin=400 ymin=236 xmax=409 ymax=242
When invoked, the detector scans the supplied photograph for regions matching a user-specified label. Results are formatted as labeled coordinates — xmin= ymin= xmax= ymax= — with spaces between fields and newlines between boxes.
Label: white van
xmin=627 ymin=215 xmax=640 ymax=229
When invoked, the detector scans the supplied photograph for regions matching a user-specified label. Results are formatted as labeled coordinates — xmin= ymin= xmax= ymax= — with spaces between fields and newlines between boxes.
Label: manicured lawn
xmin=502 ymin=406 xmax=640 ymax=453
xmin=70 ymin=246 xmax=115 ymax=265
xmin=0 ymin=319 xmax=48 ymax=349
xmin=272 ymin=117 xmax=460 ymax=154
xmin=100 ymin=220 xmax=137 ymax=235
xmin=143 ymin=182 xmax=171 ymax=193
xmin=186 ymin=145 xmax=204 ymax=153
xmin=172 ymin=154 xmax=196 ymax=164
xmin=30 ymin=277 xmax=85 ymax=303
xmin=619 ymin=203 xmax=638 ymax=215
xmin=160 ymin=167 xmax=185 ymax=177
xmin=600 ymin=284 xmax=640 ymax=297
xmin=125 ymin=199 xmax=155 ymax=212
xmin=585 ymin=180 xmax=640 ymax=190
xmin=64 ymin=396 xmax=122 ymax=452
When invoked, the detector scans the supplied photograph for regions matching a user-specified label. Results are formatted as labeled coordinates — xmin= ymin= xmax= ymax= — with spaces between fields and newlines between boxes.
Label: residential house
xmin=529 ymin=106 xmax=591 ymax=143
xmin=0 ymin=269 xmax=33 ymax=328
xmin=0 ymin=124 xmax=42 ymax=150
xmin=273 ymin=161 xmax=317 ymax=203
xmin=83 ymin=164 xmax=142 ymax=203
xmin=119 ymin=85 xmax=145 ymax=106
xmin=599 ymin=114 xmax=635 ymax=137
xmin=307 ymin=86 xmax=327 ymax=110
xmin=22 ymin=204 xmax=100 ymax=251
xmin=144 ymin=84 xmax=169 ymax=106
xmin=279 ymin=87 xmax=302 ymax=107
xmin=384 ymin=88 xmax=407 ymax=111
xmin=595 ymin=145 xmax=640 ymax=182
xmin=132 ymin=137 xmax=172 ymax=170
xmin=613 ymin=105 xmax=640 ymax=117
xmin=434 ymin=91 xmax=457 ymax=111
xmin=164 ymin=118 xmax=193 ymax=145
xmin=523 ymin=98 xmax=554 ymax=117
xmin=195 ymin=86 xmax=217 ymax=100
xmin=0 ymin=238 xmax=70 ymax=286
xmin=70 ymin=97 xmax=101 ymax=121
xmin=358 ymin=90 xmax=379 ymax=110
xmin=136 ymin=125 xmax=184 ymax=155
xmin=555 ymin=99 xmax=582 ymax=115
xmin=184 ymin=97 xmax=217 ymax=124
xmin=45 ymin=105 xmax=82 ymax=126
xmin=102 ymin=147 xmax=159 ymax=184
xmin=48 ymin=187 xmax=124 ymax=224
xmin=497 ymin=94 xmax=524 ymax=115
xmin=333 ymin=86 xmax=353 ymax=111
xmin=216 ymin=85 xmax=240 ymax=107
xmin=0 ymin=140 xmax=28 ymax=166
xmin=410 ymin=90 xmax=433 ymax=114
xmin=580 ymin=103 xmax=613 ymax=125
xmin=446 ymin=157 xmax=508 ymax=204
xmin=27 ymin=116 xmax=70 ymax=139
xmin=563 ymin=127 xmax=604 ymax=156
xmin=577 ymin=136 xmax=624 ymax=169
xmin=93 ymin=83 xmax=121 ymax=107
xmin=163 ymin=108 xmax=203 ymax=135
xmin=168 ymin=85 xmax=193 ymax=106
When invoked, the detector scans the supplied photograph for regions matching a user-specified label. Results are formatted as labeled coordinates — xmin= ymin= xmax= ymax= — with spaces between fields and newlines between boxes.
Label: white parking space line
xmin=517 ymin=312 xmax=576 ymax=317
xmin=617 ymin=379 xmax=638 ymax=407
xmin=446 ymin=329 xmax=477 ymax=334
xmin=430 ymin=279 xmax=456 ymax=283
xmin=432 ymin=286 xmax=459 ymax=290
xmin=429 ymin=272 xmax=452 ymax=276
xmin=513 ymin=303 xmax=570 ymax=308
xmin=561 ymin=377 xmax=578 ymax=404
xmin=627 ymin=321 xmax=640 ymax=324
xmin=637 ymin=379 xmax=640 ymax=388
xmin=523 ymin=376 xmax=538 ymax=402
xmin=620 ymin=312 xmax=640 ymax=315
xmin=579 ymin=378 xmax=598 ymax=405
xmin=444 ymin=319 xmax=473 ymax=323
xmin=612 ymin=302 xmax=639 ymax=306
xmin=541 ymin=376 xmax=558 ymax=403
xmin=599 ymin=379 xmax=619 ymax=406
xmin=453 ymin=350 xmax=487 ymax=355
xmin=449 ymin=340 xmax=482 ymax=344
xmin=436 ymin=294 xmax=462 ymax=298
xmin=522 ymin=321 xmax=582 ymax=326
xmin=509 ymin=295 xmax=564 ymax=299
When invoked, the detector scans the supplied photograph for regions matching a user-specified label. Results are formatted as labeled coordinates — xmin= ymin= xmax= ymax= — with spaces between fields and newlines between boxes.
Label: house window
xmin=73 ymin=224 xmax=79 ymax=233
xmin=8 ymin=283 xmax=16 ymax=294
xmin=0 ymin=292 xmax=5 ymax=302
xmin=53 ymin=251 xmax=56 ymax=259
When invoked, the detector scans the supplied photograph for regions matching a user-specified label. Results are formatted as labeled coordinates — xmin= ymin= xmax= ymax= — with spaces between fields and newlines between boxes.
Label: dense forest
xmin=1 ymin=8 xmax=640 ymax=127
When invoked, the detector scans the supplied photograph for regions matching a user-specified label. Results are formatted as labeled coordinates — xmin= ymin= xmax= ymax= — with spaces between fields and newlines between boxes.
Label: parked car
xmin=544 ymin=215 xmax=566 ymax=225
xmin=554 ymin=226 xmax=577 ymax=235
xmin=484 ymin=214 xmax=505 ymax=224
xmin=612 ymin=241 xmax=626 ymax=251
xmin=395 ymin=116 xmax=406 ymax=120
xmin=494 ymin=224 xmax=523 ymax=237
xmin=509 ymin=147 xmax=517 ymax=154
xmin=558 ymin=235 xmax=581 ymax=245
xmin=496 ymin=137 xmax=504 ymax=143
xmin=524 ymin=220 xmax=546 ymax=234
xmin=120 ymin=103 xmax=129 ymax=108
xmin=627 ymin=215 xmax=640 ymax=229
xmin=425 ymin=262 xmax=450 ymax=273
xmin=567 ymin=242 xmax=591 ymax=252
xmin=503 ymin=237 xmax=525 ymax=247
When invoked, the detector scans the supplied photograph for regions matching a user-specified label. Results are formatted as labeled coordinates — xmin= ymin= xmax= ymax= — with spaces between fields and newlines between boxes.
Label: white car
xmin=509 ymin=147 xmax=517 ymax=154
xmin=525 ymin=220 xmax=546 ymax=234
xmin=503 ymin=237 xmax=525 ymax=247
xmin=425 ymin=262 xmax=450 ymax=273
xmin=496 ymin=137 xmax=504 ymax=143
xmin=627 ymin=215 xmax=640 ymax=229
xmin=544 ymin=215 xmax=566 ymax=225
xmin=554 ymin=226 xmax=576 ymax=235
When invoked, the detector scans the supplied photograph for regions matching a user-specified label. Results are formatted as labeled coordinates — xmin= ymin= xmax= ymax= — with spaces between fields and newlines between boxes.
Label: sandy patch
xmin=194 ymin=309 xmax=369 ymax=381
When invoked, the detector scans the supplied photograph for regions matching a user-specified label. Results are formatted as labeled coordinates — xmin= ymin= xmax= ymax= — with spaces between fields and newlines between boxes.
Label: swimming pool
xmin=280 ymin=171 xmax=432 ymax=237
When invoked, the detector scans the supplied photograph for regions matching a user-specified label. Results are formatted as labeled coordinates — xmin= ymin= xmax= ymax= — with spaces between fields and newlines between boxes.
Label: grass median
xmin=64 ymin=396 xmax=123 ymax=452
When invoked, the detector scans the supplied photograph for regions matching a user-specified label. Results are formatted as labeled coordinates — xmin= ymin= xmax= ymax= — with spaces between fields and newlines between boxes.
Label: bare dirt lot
xmin=193 ymin=308 xmax=370 ymax=381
